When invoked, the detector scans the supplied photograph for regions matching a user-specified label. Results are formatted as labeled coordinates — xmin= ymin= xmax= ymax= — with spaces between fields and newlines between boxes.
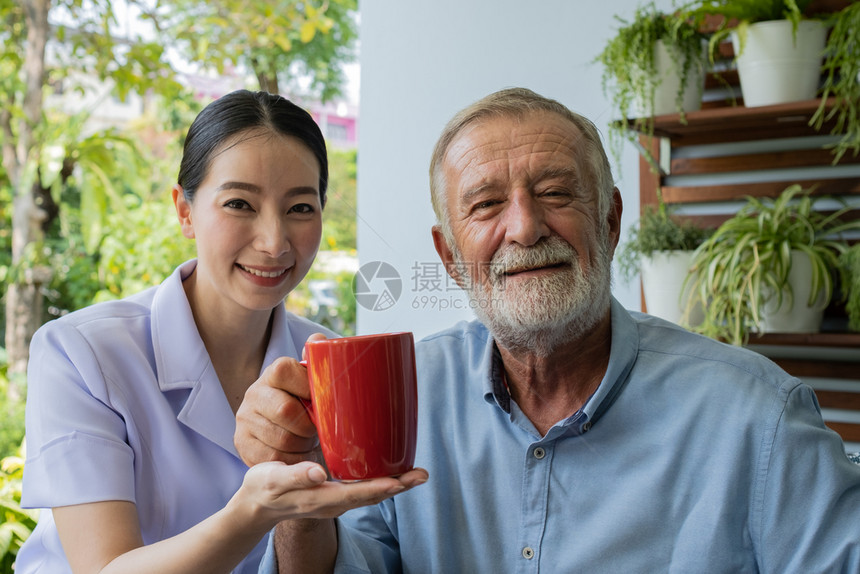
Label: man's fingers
xmin=301 ymin=332 xmax=329 ymax=361
xmin=262 ymin=357 xmax=312 ymax=397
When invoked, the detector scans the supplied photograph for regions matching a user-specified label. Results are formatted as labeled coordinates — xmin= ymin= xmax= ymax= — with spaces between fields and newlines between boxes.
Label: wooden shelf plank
xmin=771 ymin=359 xmax=860 ymax=380
xmin=748 ymin=332 xmax=860 ymax=348
xmin=825 ymin=422 xmax=860 ymax=442
xmin=671 ymin=148 xmax=860 ymax=176
xmin=815 ymin=389 xmax=860 ymax=410
xmin=662 ymin=178 xmax=860 ymax=204
xmin=622 ymin=98 xmax=842 ymax=146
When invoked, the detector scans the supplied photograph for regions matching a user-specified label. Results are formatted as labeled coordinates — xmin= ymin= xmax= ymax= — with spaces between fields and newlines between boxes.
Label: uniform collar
xmin=150 ymin=260 xmax=300 ymax=457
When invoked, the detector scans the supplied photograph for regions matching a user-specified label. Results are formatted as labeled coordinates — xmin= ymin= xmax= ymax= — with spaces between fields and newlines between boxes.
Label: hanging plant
xmin=596 ymin=2 xmax=707 ymax=167
xmin=810 ymin=1 xmax=860 ymax=164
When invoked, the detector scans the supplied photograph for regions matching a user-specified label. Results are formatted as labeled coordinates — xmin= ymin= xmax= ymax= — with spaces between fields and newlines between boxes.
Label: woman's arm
xmin=54 ymin=460 xmax=423 ymax=574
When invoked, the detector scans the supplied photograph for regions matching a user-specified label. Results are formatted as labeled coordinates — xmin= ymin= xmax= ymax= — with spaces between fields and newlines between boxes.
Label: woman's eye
xmin=224 ymin=199 xmax=251 ymax=210
xmin=289 ymin=203 xmax=315 ymax=214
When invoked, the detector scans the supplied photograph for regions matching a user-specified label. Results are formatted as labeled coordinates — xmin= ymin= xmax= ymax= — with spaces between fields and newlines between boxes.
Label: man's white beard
xmin=453 ymin=234 xmax=612 ymax=357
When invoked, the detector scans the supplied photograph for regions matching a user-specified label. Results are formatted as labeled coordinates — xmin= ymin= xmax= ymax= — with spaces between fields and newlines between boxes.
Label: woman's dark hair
xmin=177 ymin=89 xmax=328 ymax=206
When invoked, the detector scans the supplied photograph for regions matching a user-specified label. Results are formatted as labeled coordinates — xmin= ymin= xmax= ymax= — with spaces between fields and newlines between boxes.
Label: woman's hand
xmin=233 ymin=460 xmax=428 ymax=527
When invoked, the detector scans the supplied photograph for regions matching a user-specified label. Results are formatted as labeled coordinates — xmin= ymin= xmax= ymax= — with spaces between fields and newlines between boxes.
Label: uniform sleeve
xmin=21 ymin=320 xmax=136 ymax=509
xmin=755 ymin=380 xmax=860 ymax=572
xmin=334 ymin=500 xmax=402 ymax=573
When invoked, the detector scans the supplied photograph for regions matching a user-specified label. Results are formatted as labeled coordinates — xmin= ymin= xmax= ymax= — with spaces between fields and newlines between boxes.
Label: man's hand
xmin=235 ymin=340 xmax=324 ymax=466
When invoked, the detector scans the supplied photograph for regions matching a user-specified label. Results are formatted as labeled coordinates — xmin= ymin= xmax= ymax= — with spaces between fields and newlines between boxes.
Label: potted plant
xmin=811 ymin=1 xmax=860 ymax=164
xmin=596 ymin=2 xmax=708 ymax=165
xmin=617 ymin=198 xmax=711 ymax=326
xmin=684 ymin=184 xmax=860 ymax=345
xmin=690 ymin=0 xmax=828 ymax=107
xmin=838 ymin=243 xmax=860 ymax=332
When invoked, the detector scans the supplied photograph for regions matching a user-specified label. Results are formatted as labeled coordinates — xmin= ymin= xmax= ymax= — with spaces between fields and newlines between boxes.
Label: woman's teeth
xmin=240 ymin=265 xmax=286 ymax=278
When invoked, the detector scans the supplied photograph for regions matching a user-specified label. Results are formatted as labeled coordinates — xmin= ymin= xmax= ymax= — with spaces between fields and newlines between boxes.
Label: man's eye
xmin=224 ymin=199 xmax=251 ymax=210
xmin=474 ymin=200 xmax=500 ymax=210
xmin=542 ymin=188 xmax=571 ymax=198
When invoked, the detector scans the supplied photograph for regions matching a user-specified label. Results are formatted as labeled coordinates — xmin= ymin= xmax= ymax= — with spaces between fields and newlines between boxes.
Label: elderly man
xmin=237 ymin=88 xmax=860 ymax=573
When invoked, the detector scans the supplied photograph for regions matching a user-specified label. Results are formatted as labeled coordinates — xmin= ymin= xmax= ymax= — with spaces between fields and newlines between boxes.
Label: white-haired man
xmin=237 ymin=88 xmax=860 ymax=573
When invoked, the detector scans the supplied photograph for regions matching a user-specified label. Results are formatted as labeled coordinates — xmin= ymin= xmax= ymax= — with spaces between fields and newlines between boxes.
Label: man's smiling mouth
xmin=502 ymin=262 xmax=567 ymax=276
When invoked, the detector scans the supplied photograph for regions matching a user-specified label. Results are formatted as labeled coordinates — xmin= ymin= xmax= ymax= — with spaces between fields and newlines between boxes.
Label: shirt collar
xmin=482 ymin=297 xmax=640 ymax=434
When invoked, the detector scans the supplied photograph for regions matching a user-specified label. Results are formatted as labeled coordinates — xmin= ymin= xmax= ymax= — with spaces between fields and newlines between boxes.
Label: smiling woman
xmin=14 ymin=90 xmax=424 ymax=574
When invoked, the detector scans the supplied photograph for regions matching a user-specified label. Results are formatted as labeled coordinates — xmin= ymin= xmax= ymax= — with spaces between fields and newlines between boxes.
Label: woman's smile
xmin=237 ymin=263 xmax=292 ymax=287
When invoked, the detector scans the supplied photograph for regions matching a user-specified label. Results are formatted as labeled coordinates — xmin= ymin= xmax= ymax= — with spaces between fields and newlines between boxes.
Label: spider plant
xmin=684 ymin=184 xmax=860 ymax=345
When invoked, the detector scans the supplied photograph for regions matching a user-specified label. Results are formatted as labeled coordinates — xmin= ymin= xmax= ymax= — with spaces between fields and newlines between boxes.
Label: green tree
xmin=1 ymin=0 xmax=182 ymax=385
xmin=160 ymin=0 xmax=358 ymax=100
xmin=322 ymin=148 xmax=357 ymax=250
xmin=1 ymin=0 xmax=357 ymax=387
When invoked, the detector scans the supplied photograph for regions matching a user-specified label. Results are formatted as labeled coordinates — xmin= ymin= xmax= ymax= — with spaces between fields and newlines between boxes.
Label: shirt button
xmin=533 ymin=447 xmax=546 ymax=459
xmin=522 ymin=547 xmax=535 ymax=560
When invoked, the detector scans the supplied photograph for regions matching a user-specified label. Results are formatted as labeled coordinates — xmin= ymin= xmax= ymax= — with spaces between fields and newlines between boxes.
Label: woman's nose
xmin=254 ymin=217 xmax=291 ymax=258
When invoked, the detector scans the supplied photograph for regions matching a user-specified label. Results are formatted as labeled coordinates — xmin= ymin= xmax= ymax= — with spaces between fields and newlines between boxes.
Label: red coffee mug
xmin=301 ymin=332 xmax=418 ymax=480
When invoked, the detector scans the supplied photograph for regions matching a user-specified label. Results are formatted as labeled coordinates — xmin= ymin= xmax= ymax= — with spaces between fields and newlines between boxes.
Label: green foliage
xmin=92 ymin=197 xmax=196 ymax=303
xmin=286 ymin=266 xmax=357 ymax=336
xmin=161 ymin=0 xmax=358 ymax=100
xmin=685 ymin=185 xmax=860 ymax=345
xmin=0 ymin=348 xmax=25 ymax=461
xmin=839 ymin=244 xmax=860 ymax=332
xmin=688 ymin=0 xmax=813 ymax=24
xmin=617 ymin=200 xmax=711 ymax=283
xmin=0 ymin=441 xmax=38 ymax=571
xmin=811 ymin=2 xmax=860 ymax=164
xmin=322 ymin=148 xmax=357 ymax=251
xmin=688 ymin=0 xmax=816 ymax=62
xmin=0 ymin=185 xmax=11 ymax=339
xmin=596 ymin=2 xmax=707 ymax=166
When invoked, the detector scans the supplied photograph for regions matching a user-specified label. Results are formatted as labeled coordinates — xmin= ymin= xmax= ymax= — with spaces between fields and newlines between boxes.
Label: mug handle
xmin=297 ymin=360 xmax=316 ymax=425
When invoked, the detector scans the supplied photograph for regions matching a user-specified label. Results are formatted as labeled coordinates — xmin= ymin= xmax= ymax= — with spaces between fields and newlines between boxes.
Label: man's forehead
xmin=444 ymin=111 xmax=583 ymax=177
xmin=448 ymin=111 xmax=581 ymax=155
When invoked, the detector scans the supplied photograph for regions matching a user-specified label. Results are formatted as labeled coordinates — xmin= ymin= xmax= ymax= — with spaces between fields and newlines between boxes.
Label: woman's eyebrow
xmin=215 ymin=181 xmax=261 ymax=193
xmin=214 ymin=182 xmax=319 ymax=196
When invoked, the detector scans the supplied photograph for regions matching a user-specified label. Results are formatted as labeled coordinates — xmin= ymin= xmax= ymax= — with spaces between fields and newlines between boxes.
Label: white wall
xmin=356 ymin=0 xmax=675 ymax=338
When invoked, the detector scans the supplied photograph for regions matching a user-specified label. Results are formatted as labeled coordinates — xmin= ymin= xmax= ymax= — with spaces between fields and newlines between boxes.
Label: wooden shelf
xmin=627 ymin=89 xmax=860 ymax=445
xmin=623 ymin=98 xmax=844 ymax=146
xmin=748 ymin=332 xmax=860 ymax=348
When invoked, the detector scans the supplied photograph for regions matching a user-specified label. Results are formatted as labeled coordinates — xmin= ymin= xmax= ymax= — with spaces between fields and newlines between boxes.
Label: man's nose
xmin=503 ymin=191 xmax=550 ymax=247
xmin=254 ymin=216 xmax=291 ymax=258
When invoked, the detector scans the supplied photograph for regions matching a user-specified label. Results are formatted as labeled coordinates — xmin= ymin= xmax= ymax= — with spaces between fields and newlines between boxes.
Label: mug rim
xmin=306 ymin=331 xmax=413 ymax=346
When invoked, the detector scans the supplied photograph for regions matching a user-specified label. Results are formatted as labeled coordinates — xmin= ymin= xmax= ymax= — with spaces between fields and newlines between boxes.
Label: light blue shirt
xmin=18 ymin=259 xmax=335 ymax=574
xmin=262 ymin=298 xmax=860 ymax=573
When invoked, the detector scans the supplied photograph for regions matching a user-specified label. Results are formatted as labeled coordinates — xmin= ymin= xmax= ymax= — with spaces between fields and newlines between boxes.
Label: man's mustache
xmin=489 ymin=236 xmax=577 ymax=279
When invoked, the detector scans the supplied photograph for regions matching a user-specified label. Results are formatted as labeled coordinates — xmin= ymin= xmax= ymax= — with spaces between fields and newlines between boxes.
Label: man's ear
xmin=432 ymin=225 xmax=463 ymax=287
xmin=172 ymin=185 xmax=195 ymax=239
xmin=607 ymin=187 xmax=623 ymax=257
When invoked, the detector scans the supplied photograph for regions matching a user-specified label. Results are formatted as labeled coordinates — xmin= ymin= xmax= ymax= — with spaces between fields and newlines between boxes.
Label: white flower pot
xmin=732 ymin=19 xmax=827 ymax=107
xmin=760 ymin=250 xmax=826 ymax=333
xmin=640 ymin=250 xmax=703 ymax=327
xmin=634 ymin=40 xmax=705 ymax=117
